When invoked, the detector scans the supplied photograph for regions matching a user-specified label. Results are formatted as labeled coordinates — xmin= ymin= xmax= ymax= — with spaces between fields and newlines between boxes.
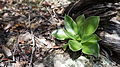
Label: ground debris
xmin=0 ymin=0 xmax=120 ymax=67
xmin=0 ymin=0 xmax=72 ymax=67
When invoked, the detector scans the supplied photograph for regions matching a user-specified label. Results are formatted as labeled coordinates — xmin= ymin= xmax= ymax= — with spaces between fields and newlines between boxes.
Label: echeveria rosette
xmin=51 ymin=14 xmax=100 ymax=57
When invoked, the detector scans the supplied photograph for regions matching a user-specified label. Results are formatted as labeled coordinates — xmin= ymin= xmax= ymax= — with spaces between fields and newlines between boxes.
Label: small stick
xmin=29 ymin=32 xmax=36 ymax=67
xmin=67 ymin=0 xmax=81 ymax=15
xmin=28 ymin=11 xmax=36 ymax=67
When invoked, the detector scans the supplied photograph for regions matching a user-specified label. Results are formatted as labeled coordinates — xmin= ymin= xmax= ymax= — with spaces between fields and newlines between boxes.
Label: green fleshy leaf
xmin=76 ymin=14 xmax=85 ymax=36
xmin=68 ymin=40 xmax=82 ymax=51
xmin=63 ymin=29 xmax=78 ymax=40
xmin=81 ymin=34 xmax=101 ymax=43
xmin=82 ymin=16 xmax=100 ymax=37
xmin=87 ymin=34 xmax=101 ymax=43
xmin=82 ymin=42 xmax=100 ymax=57
xmin=64 ymin=15 xmax=77 ymax=35
xmin=51 ymin=29 xmax=69 ymax=40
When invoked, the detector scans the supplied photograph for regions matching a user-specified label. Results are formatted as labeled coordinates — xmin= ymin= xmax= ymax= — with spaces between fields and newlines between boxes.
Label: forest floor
xmin=0 ymin=0 xmax=73 ymax=67
xmin=0 ymin=0 xmax=120 ymax=67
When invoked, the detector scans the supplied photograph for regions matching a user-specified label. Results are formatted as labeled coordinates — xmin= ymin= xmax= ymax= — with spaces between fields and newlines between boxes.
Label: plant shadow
xmin=65 ymin=48 xmax=82 ymax=60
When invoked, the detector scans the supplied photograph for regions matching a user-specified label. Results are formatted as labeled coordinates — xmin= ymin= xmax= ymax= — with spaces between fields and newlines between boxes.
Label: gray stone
xmin=34 ymin=50 xmax=116 ymax=67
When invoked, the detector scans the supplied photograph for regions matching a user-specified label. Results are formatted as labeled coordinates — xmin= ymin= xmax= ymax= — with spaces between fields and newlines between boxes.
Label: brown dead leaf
xmin=52 ymin=46 xmax=61 ymax=48
xmin=53 ymin=7 xmax=64 ymax=14
xmin=42 ymin=1 xmax=53 ymax=7
xmin=4 ymin=23 xmax=13 ymax=30
xmin=14 ymin=61 xmax=27 ymax=67
xmin=3 ymin=13 xmax=9 ymax=18
xmin=18 ymin=32 xmax=31 ymax=44
xmin=7 ymin=0 xmax=14 ymax=4
xmin=1 ymin=58 xmax=11 ymax=61
xmin=2 ymin=45 xmax=12 ymax=57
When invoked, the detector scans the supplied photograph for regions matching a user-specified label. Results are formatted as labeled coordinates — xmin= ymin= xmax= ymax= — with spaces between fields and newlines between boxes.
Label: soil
xmin=0 ymin=0 xmax=120 ymax=67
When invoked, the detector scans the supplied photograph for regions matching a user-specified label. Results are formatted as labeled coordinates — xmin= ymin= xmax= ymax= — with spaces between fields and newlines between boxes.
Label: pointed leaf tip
xmin=64 ymin=15 xmax=78 ymax=35
xmin=51 ymin=29 xmax=69 ymax=40
xmin=82 ymin=16 xmax=100 ymax=37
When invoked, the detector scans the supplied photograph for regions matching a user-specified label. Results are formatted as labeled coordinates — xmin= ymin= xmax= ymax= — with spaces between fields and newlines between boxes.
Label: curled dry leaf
xmin=35 ymin=36 xmax=55 ymax=48
xmin=14 ymin=61 xmax=28 ymax=67
xmin=2 ymin=45 xmax=12 ymax=57
xmin=42 ymin=1 xmax=53 ymax=7
xmin=3 ymin=13 xmax=9 ymax=18
xmin=4 ymin=23 xmax=13 ymax=30
xmin=53 ymin=7 xmax=65 ymax=14
xmin=18 ymin=32 xmax=31 ymax=44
